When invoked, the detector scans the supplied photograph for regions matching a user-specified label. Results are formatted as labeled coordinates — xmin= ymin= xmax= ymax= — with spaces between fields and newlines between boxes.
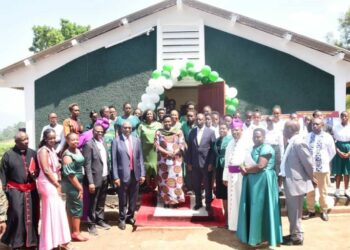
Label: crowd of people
xmin=0 ymin=100 xmax=349 ymax=249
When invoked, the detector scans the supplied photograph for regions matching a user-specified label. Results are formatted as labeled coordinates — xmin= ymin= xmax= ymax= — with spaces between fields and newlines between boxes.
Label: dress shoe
xmin=282 ymin=235 xmax=291 ymax=241
xmin=118 ymin=221 xmax=126 ymax=230
xmin=205 ymin=204 xmax=212 ymax=212
xmin=282 ymin=238 xmax=303 ymax=246
xmin=193 ymin=204 xmax=203 ymax=210
xmin=302 ymin=211 xmax=316 ymax=220
xmin=96 ymin=220 xmax=111 ymax=230
xmin=126 ymin=218 xmax=135 ymax=225
xmin=88 ymin=225 xmax=98 ymax=236
xmin=321 ymin=212 xmax=329 ymax=221
xmin=345 ymin=191 xmax=350 ymax=199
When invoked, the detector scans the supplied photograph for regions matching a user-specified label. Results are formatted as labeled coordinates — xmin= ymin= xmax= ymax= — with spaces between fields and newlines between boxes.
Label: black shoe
xmin=282 ymin=235 xmax=291 ymax=241
xmin=205 ymin=204 xmax=212 ymax=212
xmin=302 ymin=212 xmax=316 ymax=220
xmin=193 ymin=204 xmax=203 ymax=210
xmin=118 ymin=221 xmax=126 ymax=230
xmin=321 ymin=212 xmax=329 ymax=221
xmin=164 ymin=204 xmax=170 ymax=208
xmin=88 ymin=225 xmax=98 ymax=236
xmin=96 ymin=220 xmax=111 ymax=230
xmin=279 ymin=191 xmax=284 ymax=196
xmin=126 ymin=218 xmax=135 ymax=225
xmin=282 ymin=238 xmax=303 ymax=246
xmin=345 ymin=193 xmax=350 ymax=199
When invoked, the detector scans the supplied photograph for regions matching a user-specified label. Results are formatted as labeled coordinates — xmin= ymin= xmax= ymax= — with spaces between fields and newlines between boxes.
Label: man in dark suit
xmin=83 ymin=124 xmax=111 ymax=235
xmin=187 ymin=113 xmax=216 ymax=211
xmin=112 ymin=121 xmax=145 ymax=230
xmin=281 ymin=120 xmax=315 ymax=246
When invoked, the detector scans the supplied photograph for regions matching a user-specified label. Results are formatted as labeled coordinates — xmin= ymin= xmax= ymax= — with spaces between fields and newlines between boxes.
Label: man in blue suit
xmin=187 ymin=113 xmax=216 ymax=211
xmin=112 ymin=121 xmax=145 ymax=230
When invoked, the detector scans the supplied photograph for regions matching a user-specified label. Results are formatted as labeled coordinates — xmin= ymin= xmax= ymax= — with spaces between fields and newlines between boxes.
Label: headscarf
xmin=231 ymin=118 xmax=243 ymax=129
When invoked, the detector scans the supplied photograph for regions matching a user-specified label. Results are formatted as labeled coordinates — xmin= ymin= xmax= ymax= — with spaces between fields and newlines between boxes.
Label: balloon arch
xmin=137 ymin=61 xmax=239 ymax=115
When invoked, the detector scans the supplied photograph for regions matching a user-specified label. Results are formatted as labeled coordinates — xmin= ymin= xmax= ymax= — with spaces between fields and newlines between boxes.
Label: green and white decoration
xmin=138 ymin=61 xmax=239 ymax=115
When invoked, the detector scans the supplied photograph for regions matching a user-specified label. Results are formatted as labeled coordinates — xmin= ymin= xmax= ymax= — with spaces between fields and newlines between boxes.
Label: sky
xmin=0 ymin=0 xmax=349 ymax=129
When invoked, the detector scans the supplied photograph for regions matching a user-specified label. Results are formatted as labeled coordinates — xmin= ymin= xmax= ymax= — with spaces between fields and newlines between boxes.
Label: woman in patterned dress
xmin=155 ymin=115 xmax=186 ymax=208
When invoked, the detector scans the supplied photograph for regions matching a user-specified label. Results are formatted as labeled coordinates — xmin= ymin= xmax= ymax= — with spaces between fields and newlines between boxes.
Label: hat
xmin=231 ymin=118 xmax=243 ymax=129
xmin=95 ymin=117 xmax=110 ymax=130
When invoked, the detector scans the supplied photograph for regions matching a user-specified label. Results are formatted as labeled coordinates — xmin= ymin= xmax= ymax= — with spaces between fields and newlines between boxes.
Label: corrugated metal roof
xmin=0 ymin=0 xmax=349 ymax=76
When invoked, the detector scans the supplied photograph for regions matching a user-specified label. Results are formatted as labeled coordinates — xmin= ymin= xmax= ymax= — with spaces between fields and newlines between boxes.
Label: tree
xmin=29 ymin=19 xmax=90 ymax=53
xmin=327 ymin=8 xmax=350 ymax=50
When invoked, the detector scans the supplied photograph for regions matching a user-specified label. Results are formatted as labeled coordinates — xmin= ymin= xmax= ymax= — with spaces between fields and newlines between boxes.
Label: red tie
xmin=127 ymin=136 xmax=134 ymax=170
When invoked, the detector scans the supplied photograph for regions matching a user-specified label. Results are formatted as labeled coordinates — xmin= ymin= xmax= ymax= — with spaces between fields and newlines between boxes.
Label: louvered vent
xmin=158 ymin=24 xmax=204 ymax=67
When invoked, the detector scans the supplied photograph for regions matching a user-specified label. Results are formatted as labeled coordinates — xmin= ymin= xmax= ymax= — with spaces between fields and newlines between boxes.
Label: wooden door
xmin=197 ymin=82 xmax=225 ymax=115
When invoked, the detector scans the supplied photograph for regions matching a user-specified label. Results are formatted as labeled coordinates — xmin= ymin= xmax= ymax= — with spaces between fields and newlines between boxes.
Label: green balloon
xmin=180 ymin=67 xmax=188 ymax=77
xmin=201 ymin=76 xmax=210 ymax=85
xmin=163 ymin=64 xmax=173 ymax=72
xmin=186 ymin=61 xmax=194 ymax=69
xmin=226 ymin=105 xmax=236 ymax=115
xmin=187 ymin=67 xmax=196 ymax=77
xmin=201 ymin=65 xmax=211 ymax=77
xmin=232 ymin=98 xmax=239 ymax=107
xmin=194 ymin=72 xmax=204 ymax=81
xmin=151 ymin=70 xmax=161 ymax=79
xmin=225 ymin=97 xmax=233 ymax=105
xmin=209 ymin=71 xmax=219 ymax=82
xmin=161 ymin=70 xmax=171 ymax=79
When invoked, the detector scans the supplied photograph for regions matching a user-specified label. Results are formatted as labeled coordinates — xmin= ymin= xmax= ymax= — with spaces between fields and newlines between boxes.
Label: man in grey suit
xmin=83 ymin=124 xmax=111 ymax=235
xmin=281 ymin=120 xmax=316 ymax=246
xmin=112 ymin=121 xmax=145 ymax=230
xmin=187 ymin=113 xmax=216 ymax=211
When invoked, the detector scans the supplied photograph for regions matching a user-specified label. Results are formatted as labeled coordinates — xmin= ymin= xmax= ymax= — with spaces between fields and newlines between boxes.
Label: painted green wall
xmin=35 ymin=30 xmax=157 ymax=143
xmin=35 ymin=25 xmax=335 ymax=143
xmin=204 ymin=26 xmax=335 ymax=114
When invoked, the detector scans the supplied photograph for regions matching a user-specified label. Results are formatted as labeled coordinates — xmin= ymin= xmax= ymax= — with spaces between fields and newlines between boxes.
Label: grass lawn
xmin=0 ymin=140 xmax=14 ymax=159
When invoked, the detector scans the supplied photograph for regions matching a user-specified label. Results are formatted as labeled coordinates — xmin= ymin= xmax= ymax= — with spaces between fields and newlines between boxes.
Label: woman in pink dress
xmin=37 ymin=128 xmax=72 ymax=250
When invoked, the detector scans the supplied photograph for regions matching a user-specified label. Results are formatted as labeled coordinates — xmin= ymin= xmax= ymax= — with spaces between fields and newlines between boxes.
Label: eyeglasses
xmin=94 ymin=130 xmax=104 ymax=134
xmin=312 ymin=123 xmax=321 ymax=126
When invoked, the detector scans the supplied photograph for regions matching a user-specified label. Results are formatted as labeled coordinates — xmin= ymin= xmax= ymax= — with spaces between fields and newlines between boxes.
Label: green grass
xmin=0 ymin=140 xmax=14 ymax=159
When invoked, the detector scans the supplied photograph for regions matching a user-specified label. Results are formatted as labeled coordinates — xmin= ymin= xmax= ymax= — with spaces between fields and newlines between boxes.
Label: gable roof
xmin=1 ymin=0 xmax=349 ymax=76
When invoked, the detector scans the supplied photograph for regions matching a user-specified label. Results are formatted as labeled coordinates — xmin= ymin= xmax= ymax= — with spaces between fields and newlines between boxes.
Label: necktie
xmin=127 ymin=136 xmax=134 ymax=170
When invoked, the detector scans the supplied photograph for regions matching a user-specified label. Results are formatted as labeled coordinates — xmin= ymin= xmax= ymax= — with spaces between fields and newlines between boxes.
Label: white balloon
xmin=149 ymin=93 xmax=160 ymax=103
xmin=163 ymin=79 xmax=174 ymax=89
xmin=227 ymin=87 xmax=238 ymax=98
xmin=154 ymin=85 xmax=164 ymax=95
xmin=144 ymin=101 xmax=156 ymax=110
xmin=141 ymin=93 xmax=152 ymax=103
xmin=137 ymin=102 xmax=147 ymax=111
xmin=148 ymin=79 xmax=158 ymax=88
xmin=145 ymin=86 xmax=152 ymax=94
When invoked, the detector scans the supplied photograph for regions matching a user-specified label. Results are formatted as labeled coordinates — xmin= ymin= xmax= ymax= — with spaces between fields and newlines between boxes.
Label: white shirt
xmin=265 ymin=127 xmax=284 ymax=162
xmin=94 ymin=139 xmax=108 ymax=177
xmin=40 ymin=123 xmax=64 ymax=142
xmin=197 ymin=127 xmax=205 ymax=145
xmin=209 ymin=126 xmax=220 ymax=139
xmin=273 ymin=120 xmax=285 ymax=132
xmin=40 ymin=123 xmax=65 ymax=153
xmin=333 ymin=123 xmax=350 ymax=142
xmin=122 ymin=134 xmax=133 ymax=154
xmin=305 ymin=132 xmax=336 ymax=173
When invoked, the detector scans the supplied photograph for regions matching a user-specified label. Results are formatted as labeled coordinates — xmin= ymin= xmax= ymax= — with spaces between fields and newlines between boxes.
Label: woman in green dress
xmin=61 ymin=132 xmax=88 ymax=242
xmin=237 ymin=128 xmax=282 ymax=247
xmin=138 ymin=109 xmax=162 ymax=191
xmin=114 ymin=102 xmax=140 ymax=137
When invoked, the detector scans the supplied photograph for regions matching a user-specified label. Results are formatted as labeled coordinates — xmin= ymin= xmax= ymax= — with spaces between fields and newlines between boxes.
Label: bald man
xmin=281 ymin=121 xmax=314 ymax=246
xmin=0 ymin=131 xmax=39 ymax=249
xmin=112 ymin=121 xmax=145 ymax=230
